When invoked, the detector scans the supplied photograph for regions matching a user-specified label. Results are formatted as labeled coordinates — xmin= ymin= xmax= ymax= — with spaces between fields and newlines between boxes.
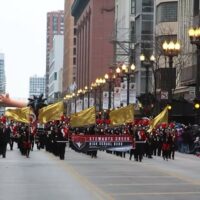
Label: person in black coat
xmin=0 ymin=124 xmax=10 ymax=158
xmin=57 ymin=127 xmax=67 ymax=160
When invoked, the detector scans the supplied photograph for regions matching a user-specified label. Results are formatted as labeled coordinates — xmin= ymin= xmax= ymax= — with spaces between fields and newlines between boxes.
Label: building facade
xmin=71 ymin=0 xmax=115 ymax=89
xmin=48 ymin=35 xmax=64 ymax=102
xmin=132 ymin=0 xmax=154 ymax=96
xmin=46 ymin=10 xmax=64 ymax=98
xmin=0 ymin=53 xmax=6 ymax=115
xmin=114 ymin=0 xmax=135 ymax=64
xmin=29 ymin=75 xmax=45 ymax=98
xmin=62 ymin=0 xmax=77 ymax=96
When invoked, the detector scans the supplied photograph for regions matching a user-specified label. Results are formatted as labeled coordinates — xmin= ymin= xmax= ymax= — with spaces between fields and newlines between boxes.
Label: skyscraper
xmin=62 ymin=0 xmax=77 ymax=96
xmin=0 ymin=53 xmax=6 ymax=114
xmin=29 ymin=75 xmax=45 ymax=98
xmin=46 ymin=10 xmax=64 ymax=98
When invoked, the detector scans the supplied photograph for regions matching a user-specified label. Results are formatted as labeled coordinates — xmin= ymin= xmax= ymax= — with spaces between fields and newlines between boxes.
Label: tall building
xmin=114 ymin=0 xmax=135 ymax=64
xmin=29 ymin=75 xmax=45 ymax=98
xmin=46 ymin=10 xmax=64 ymax=98
xmin=134 ymin=0 xmax=154 ymax=95
xmin=71 ymin=0 xmax=115 ymax=89
xmin=48 ymin=35 xmax=64 ymax=102
xmin=0 ymin=53 xmax=6 ymax=115
xmin=62 ymin=0 xmax=77 ymax=96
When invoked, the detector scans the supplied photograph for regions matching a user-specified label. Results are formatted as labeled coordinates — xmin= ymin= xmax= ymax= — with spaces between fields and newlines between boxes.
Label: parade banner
xmin=38 ymin=101 xmax=64 ymax=124
xmin=70 ymin=134 xmax=134 ymax=152
xmin=5 ymin=107 xmax=33 ymax=124
xmin=70 ymin=106 xmax=96 ymax=127
xmin=109 ymin=104 xmax=134 ymax=126
xmin=147 ymin=106 xmax=168 ymax=133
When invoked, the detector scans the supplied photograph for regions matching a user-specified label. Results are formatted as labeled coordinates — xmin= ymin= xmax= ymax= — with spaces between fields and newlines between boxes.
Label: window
xmin=131 ymin=0 xmax=136 ymax=14
xmin=73 ymin=57 xmax=76 ymax=65
xmin=142 ymin=0 xmax=154 ymax=12
xmin=73 ymin=48 xmax=76 ymax=55
xmin=142 ymin=21 xmax=153 ymax=34
xmin=74 ymin=28 xmax=77 ymax=35
xmin=54 ymin=72 xmax=57 ymax=80
xmin=73 ymin=38 xmax=76 ymax=45
xmin=194 ymin=0 xmax=199 ymax=16
xmin=130 ymin=21 xmax=135 ymax=42
xmin=156 ymin=2 xmax=177 ymax=23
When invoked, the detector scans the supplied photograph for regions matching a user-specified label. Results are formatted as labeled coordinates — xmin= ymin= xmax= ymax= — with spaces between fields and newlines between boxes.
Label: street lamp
xmin=72 ymin=92 xmax=76 ymax=113
xmin=188 ymin=27 xmax=200 ymax=124
xmin=116 ymin=63 xmax=135 ymax=105
xmin=84 ymin=86 xmax=90 ymax=108
xmin=162 ymin=41 xmax=180 ymax=104
xmin=104 ymin=71 xmax=116 ymax=110
xmin=95 ymin=78 xmax=106 ymax=111
xmin=140 ymin=54 xmax=155 ymax=95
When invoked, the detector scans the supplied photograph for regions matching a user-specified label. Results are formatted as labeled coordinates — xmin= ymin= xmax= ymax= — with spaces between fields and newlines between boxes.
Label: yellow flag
xmin=70 ymin=106 xmax=96 ymax=127
xmin=5 ymin=107 xmax=33 ymax=124
xmin=109 ymin=104 xmax=134 ymax=126
xmin=147 ymin=106 xmax=168 ymax=133
xmin=38 ymin=101 xmax=64 ymax=124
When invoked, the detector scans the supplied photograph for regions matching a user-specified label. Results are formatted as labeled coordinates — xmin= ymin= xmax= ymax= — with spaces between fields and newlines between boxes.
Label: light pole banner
xmin=90 ymin=98 xmax=94 ymax=107
xmin=120 ymin=81 xmax=127 ymax=107
xmin=111 ymin=92 xmax=114 ymax=109
xmin=114 ymin=87 xmax=121 ymax=108
xmin=71 ymin=102 xmax=75 ymax=114
xmin=84 ymin=97 xmax=88 ymax=109
xmin=129 ymin=83 xmax=136 ymax=104
xmin=76 ymin=99 xmax=83 ymax=112
xmin=103 ymin=91 xmax=109 ymax=110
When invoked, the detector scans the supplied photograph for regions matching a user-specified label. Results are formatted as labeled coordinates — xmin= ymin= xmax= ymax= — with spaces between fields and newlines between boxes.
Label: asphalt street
xmin=0 ymin=145 xmax=200 ymax=200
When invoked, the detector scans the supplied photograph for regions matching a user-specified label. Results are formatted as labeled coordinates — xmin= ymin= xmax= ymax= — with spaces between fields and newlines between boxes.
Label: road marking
xmin=141 ymin=163 xmax=200 ymax=185
xmin=112 ymin=191 xmax=200 ymax=196
xmin=99 ymin=182 xmax=197 ymax=186
xmin=45 ymin=151 xmax=114 ymax=200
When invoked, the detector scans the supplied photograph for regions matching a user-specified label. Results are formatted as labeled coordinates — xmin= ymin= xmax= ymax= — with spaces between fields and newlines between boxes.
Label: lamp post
xmin=140 ymin=54 xmax=155 ymax=95
xmin=116 ymin=63 xmax=135 ymax=105
xmin=188 ymin=27 xmax=200 ymax=124
xmin=95 ymin=78 xmax=105 ymax=111
xmin=104 ymin=71 xmax=115 ymax=110
xmin=162 ymin=41 xmax=180 ymax=104
xmin=72 ymin=92 xmax=76 ymax=113
xmin=91 ymin=82 xmax=97 ymax=106
xmin=84 ymin=86 xmax=90 ymax=108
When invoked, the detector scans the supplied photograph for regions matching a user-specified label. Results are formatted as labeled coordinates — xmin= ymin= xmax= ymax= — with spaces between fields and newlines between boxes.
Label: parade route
xmin=0 ymin=146 xmax=200 ymax=200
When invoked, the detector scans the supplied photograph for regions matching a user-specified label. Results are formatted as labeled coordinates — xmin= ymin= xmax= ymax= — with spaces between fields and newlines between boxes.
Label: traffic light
xmin=193 ymin=99 xmax=200 ymax=109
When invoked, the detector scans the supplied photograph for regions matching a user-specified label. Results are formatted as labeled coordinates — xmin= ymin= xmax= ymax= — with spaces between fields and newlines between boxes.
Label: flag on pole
xmin=147 ymin=106 xmax=168 ymax=133
xmin=70 ymin=106 xmax=96 ymax=127
xmin=109 ymin=104 xmax=134 ymax=126
xmin=5 ymin=107 xmax=33 ymax=124
xmin=38 ymin=101 xmax=64 ymax=124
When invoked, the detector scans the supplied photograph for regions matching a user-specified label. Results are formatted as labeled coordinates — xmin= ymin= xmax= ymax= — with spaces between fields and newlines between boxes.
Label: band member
xmin=0 ymin=124 xmax=10 ymax=158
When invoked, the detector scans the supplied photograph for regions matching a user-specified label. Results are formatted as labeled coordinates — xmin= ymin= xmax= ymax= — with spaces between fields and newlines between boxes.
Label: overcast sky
xmin=0 ymin=0 xmax=64 ymax=99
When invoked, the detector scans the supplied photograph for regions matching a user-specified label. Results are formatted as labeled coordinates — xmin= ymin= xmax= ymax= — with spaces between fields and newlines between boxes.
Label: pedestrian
xmin=0 ymin=123 xmax=10 ymax=158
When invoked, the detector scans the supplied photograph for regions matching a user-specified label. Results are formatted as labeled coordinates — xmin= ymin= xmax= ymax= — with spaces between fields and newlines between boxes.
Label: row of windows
xmin=156 ymin=2 xmax=177 ymax=23
xmin=49 ymin=72 xmax=57 ymax=83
